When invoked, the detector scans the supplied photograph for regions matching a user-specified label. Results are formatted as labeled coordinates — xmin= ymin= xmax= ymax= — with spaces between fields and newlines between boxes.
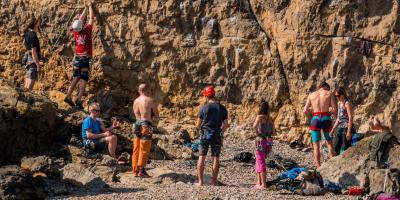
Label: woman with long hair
xmin=252 ymin=100 xmax=274 ymax=189
xmin=24 ymin=17 xmax=41 ymax=91
xmin=330 ymin=87 xmax=354 ymax=155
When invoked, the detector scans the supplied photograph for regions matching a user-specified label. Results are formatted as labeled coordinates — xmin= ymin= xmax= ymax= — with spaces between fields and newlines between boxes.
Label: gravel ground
xmin=52 ymin=138 xmax=353 ymax=200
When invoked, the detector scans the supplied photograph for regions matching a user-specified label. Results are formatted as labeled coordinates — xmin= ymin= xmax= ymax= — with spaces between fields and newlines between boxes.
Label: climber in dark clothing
xmin=24 ymin=17 xmax=42 ymax=91
xmin=196 ymin=86 xmax=229 ymax=186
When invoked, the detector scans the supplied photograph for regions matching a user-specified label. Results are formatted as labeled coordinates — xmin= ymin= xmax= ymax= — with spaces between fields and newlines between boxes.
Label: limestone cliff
xmin=0 ymin=0 xmax=399 ymax=142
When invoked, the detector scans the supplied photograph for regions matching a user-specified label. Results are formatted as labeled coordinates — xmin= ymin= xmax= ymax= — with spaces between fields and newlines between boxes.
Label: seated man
xmin=82 ymin=102 xmax=119 ymax=158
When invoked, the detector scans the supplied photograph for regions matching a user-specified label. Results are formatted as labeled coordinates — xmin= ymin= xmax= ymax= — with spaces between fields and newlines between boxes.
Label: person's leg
xmin=76 ymin=70 xmax=88 ymax=102
xmin=77 ymin=80 xmax=87 ymax=101
xmin=197 ymin=140 xmax=209 ymax=186
xmin=66 ymin=77 xmax=80 ymax=99
xmin=138 ymin=139 xmax=152 ymax=170
xmin=211 ymin=156 xmax=220 ymax=186
xmin=333 ymin=132 xmax=342 ymax=156
xmin=197 ymin=155 xmax=206 ymax=186
xmin=255 ymin=172 xmax=260 ymax=188
xmin=313 ymin=141 xmax=321 ymax=167
xmin=26 ymin=78 xmax=35 ymax=91
xmin=260 ymin=172 xmax=266 ymax=189
xmin=323 ymin=131 xmax=335 ymax=158
xmin=132 ymin=137 xmax=140 ymax=175
xmin=105 ymin=134 xmax=117 ymax=158
xmin=311 ymin=130 xmax=322 ymax=167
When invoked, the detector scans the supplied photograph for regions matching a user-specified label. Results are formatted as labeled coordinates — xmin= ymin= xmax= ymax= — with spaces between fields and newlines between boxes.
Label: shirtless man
xmin=303 ymin=81 xmax=337 ymax=167
xmin=132 ymin=84 xmax=159 ymax=177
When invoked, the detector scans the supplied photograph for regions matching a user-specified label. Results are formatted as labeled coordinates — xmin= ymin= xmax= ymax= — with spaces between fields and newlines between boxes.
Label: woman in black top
xmin=24 ymin=17 xmax=41 ymax=91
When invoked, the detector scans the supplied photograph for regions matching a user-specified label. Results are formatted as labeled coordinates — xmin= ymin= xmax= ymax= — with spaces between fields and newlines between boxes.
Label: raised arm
xmin=87 ymin=1 xmax=93 ymax=25
xmin=79 ymin=7 xmax=87 ymax=21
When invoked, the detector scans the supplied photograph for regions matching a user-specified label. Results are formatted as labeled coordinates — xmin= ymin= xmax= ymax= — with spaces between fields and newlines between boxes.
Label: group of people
xmin=23 ymin=0 xmax=93 ymax=109
xmin=21 ymin=0 xmax=385 ymax=191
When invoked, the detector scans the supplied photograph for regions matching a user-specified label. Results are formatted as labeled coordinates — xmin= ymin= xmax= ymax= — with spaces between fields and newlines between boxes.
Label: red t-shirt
xmin=73 ymin=24 xmax=93 ymax=57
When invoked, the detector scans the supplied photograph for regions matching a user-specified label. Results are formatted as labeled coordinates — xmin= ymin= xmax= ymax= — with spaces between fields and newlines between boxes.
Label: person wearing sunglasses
xmin=82 ymin=102 xmax=119 ymax=158
xmin=330 ymin=87 xmax=354 ymax=155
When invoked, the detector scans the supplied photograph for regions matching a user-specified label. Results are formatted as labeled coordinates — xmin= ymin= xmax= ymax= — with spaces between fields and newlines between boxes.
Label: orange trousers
xmin=132 ymin=137 xmax=152 ymax=173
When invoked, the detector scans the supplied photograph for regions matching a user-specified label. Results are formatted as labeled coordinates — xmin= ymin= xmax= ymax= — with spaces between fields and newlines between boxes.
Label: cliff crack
xmin=314 ymin=34 xmax=393 ymax=46
xmin=248 ymin=0 xmax=292 ymax=105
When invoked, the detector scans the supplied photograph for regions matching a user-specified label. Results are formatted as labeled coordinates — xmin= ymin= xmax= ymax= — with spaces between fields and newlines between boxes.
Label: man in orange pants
xmin=132 ymin=84 xmax=159 ymax=177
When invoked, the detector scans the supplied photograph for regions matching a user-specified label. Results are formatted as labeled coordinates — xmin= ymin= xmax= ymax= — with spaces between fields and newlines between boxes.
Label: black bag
xmin=233 ymin=152 xmax=253 ymax=163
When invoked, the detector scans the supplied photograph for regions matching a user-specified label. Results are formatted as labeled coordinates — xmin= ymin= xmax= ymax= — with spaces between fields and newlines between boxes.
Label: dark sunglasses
xmin=91 ymin=109 xmax=100 ymax=112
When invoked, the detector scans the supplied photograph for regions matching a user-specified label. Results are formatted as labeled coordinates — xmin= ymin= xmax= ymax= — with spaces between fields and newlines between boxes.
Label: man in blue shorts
xmin=303 ymin=81 xmax=337 ymax=167
xmin=196 ymin=86 xmax=229 ymax=186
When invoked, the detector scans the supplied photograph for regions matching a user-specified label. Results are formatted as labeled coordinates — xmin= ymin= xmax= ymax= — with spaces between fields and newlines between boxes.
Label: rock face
xmin=319 ymin=135 xmax=400 ymax=193
xmin=0 ymin=165 xmax=46 ymax=200
xmin=0 ymin=79 xmax=70 ymax=165
xmin=0 ymin=0 xmax=399 ymax=143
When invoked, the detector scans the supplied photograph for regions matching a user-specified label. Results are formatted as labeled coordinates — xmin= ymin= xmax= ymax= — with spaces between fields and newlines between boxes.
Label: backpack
xmin=233 ymin=152 xmax=253 ymax=163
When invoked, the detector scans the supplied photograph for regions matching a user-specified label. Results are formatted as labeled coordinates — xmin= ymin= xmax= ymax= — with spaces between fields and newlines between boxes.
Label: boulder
xmin=368 ymin=169 xmax=400 ymax=195
xmin=91 ymin=165 xmax=116 ymax=183
xmin=61 ymin=163 xmax=107 ymax=189
xmin=146 ymin=167 xmax=196 ymax=185
xmin=0 ymin=79 xmax=70 ymax=165
xmin=151 ymin=135 xmax=193 ymax=160
xmin=319 ymin=135 xmax=400 ymax=192
xmin=20 ymin=156 xmax=65 ymax=177
xmin=36 ymin=177 xmax=72 ymax=197
xmin=0 ymin=165 xmax=46 ymax=200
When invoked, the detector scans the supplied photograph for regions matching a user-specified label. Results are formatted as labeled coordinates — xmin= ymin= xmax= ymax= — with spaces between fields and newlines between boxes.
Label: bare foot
xmin=196 ymin=182 xmax=203 ymax=187
xmin=256 ymin=185 xmax=266 ymax=190
xmin=254 ymin=184 xmax=260 ymax=189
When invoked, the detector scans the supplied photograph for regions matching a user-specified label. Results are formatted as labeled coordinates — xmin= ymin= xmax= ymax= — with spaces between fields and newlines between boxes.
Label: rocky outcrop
xmin=0 ymin=1 xmax=399 ymax=144
xmin=0 ymin=79 xmax=70 ymax=165
xmin=0 ymin=165 xmax=46 ymax=200
xmin=319 ymin=135 xmax=400 ymax=193
xmin=61 ymin=163 xmax=107 ymax=189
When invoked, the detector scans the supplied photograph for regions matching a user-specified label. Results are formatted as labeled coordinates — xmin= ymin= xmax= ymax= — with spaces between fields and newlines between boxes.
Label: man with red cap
xmin=196 ymin=86 xmax=229 ymax=186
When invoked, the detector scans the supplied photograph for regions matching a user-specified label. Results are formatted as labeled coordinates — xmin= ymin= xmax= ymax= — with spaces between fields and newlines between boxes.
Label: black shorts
xmin=73 ymin=56 xmax=91 ymax=81
xmin=86 ymin=139 xmax=107 ymax=151
xmin=198 ymin=130 xmax=222 ymax=157
xmin=25 ymin=63 xmax=38 ymax=80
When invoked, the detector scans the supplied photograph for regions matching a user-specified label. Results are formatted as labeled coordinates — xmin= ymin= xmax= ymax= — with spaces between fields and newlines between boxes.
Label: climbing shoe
xmin=64 ymin=97 xmax=75 ymax=107
xmin=138 ymin=169 xmax=151 ymax=178
xmin=75 ymin=100 xmax=84 ymax=109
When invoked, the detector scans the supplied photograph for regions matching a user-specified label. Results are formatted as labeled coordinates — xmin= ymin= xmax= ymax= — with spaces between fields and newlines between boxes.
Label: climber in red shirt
xmin=64 ymin=0 xmax=93 ymax=109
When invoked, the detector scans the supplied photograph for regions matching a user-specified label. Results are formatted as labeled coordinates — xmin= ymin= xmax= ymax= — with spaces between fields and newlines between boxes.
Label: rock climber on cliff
xmin=196 ymin=86 xmax=229 ymax=186
xmin=303 ymin=81 xmax=337 ymax=167
xmin=132 ymin=84 xmax=159 ymax=178
xmin=64 ymin=0 xmax=94 ymax=109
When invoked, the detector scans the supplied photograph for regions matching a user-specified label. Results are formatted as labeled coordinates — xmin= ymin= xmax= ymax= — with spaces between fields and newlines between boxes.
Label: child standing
xmin=252 ymin=100 xmax=274 ymax=189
